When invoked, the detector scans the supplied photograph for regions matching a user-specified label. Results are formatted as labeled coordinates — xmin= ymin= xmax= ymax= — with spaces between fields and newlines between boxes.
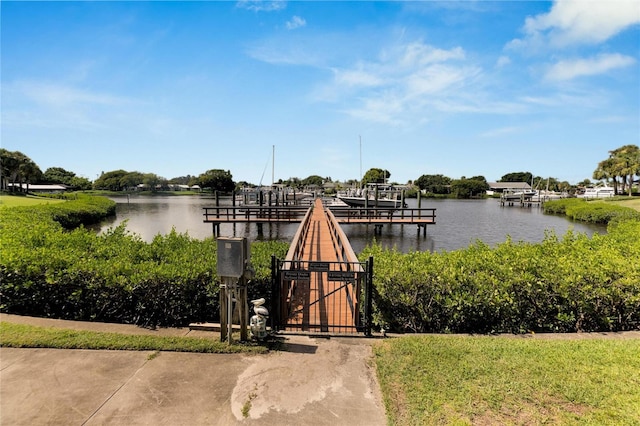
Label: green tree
xmin=594 ymin=145 xmax=640 ymax=196
xmin=0 ymin=150 xmax=41 ymax=192
xmin=168 ymin=175 xmax=195 ymax=185
xmin=611 ymin=145 xmax=640 ymax=196
xmin=94 ymin=170 xmax=129 ymax=191
xmin=0 ymin=149 xmax=22 ymax=191
xmin=301 ymin=175 xmax=324 ymax=187
xmin=142 ymin=173 xmax=167 ymax=192
xmin=450 ymin=177 xmax=489 ymax=199
xmin=69 ymin=176 xmax=93 ymax=190
xmin=499 ymin=172 xmax=533 ymax=183
xmin=119 ymin=172 xmax=144 ymax=191
xmin=282 ymin=177 xmax=302 ymax=188
xmin=42 ymin=167 xmax=76 ymax=185
xmin=362 ymin=168 xmax=390 ymax=186
xmin=414 ymin=174 xmax=452 ymax=194
xmin=197 ymin=169 xmax=234 ymax=192
xmin=19 ymin=160 xmax=42 ymax=193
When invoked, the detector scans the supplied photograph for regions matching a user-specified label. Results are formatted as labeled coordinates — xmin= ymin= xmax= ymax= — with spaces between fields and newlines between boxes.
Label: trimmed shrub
xmin=362 ymin=221 xmax=640 ymax=333
xmin=0 ymin=197 xmax=288 ymax=327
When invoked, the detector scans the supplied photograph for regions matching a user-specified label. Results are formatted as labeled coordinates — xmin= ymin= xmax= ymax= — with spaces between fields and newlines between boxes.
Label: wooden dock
xmin=281 ymin=199 xmax=362 ymax=333
xmin=204 ymin=198 xmax=436 ymax=335
xmin=203 ymin=202 xmax=436 ymax=235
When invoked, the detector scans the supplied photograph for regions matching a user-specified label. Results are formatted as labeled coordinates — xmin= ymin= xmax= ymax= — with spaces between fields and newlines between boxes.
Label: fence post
xmin=365 ymin=256 xmax=374 ymax=337
xmin=270 ymin=255 xmax=279 ymax=332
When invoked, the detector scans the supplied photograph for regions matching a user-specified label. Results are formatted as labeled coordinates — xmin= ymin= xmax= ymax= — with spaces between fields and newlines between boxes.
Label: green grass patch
xmin=374 ymin=335 xmax=640 ymax=425
xmin=609 ymin=198 xmax=640 ymax=212
xmin=0 ymin=194 xmax=65 ymax=207
xmin=0 ymin=322 xmax=267 ymax=354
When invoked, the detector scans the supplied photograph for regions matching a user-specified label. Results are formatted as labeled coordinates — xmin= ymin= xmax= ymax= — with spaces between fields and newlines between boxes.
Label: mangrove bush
xmin=362 ymin=220 xmax=640 ymax=333
xmin=0 ymin=196 xmax=288 ymax=327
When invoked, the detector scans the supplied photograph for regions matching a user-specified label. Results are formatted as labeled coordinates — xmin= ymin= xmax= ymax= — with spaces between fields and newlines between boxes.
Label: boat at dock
xmin=578 ymin=184 xmax=615 ymax=198
xmin=501 ymin=189 xmax=537 ymax=201
xmin=336 ymin=184 xmax=407 ymax=209
xmin=236 ymin=186 xmax=313 ymax=206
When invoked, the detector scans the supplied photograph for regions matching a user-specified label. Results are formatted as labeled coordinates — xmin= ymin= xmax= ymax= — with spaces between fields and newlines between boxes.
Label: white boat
xmin=536 ymin=190 xmax=567 ymax=200
xmin=336 ymin=184 xmax=406 ymax=209
xmin=579 ymin=184 xmax=615 ymax=198
xmin=501 ymin=189 xmax=537 ymax=201
xmin=336 ymin=195 xmax=405 ymax=208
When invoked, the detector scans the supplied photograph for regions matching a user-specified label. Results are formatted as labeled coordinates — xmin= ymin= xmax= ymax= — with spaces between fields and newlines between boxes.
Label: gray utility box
xmin=217 ymin=237 xmax=250 ymax=278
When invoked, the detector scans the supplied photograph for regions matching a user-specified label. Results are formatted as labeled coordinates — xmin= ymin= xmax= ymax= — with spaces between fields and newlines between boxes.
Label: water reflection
xmin=99 ymin=195 xmax=606 ymax=253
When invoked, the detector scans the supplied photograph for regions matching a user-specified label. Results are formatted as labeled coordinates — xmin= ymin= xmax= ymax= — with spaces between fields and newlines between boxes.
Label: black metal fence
xmin=271 ymin=256 xmax=374 ymax=336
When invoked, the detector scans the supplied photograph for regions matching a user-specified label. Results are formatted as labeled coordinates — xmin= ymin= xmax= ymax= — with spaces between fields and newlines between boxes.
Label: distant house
xmin=7 ymin=183 xmax=68 ymax=193
xmin=486 ymin=182 xmax=532 ymax=196
xmin=168 ymin=184 xmax=191 ymax=191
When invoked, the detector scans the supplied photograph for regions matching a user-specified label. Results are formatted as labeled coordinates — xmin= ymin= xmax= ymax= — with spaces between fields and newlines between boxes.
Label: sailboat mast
xmin=359 ymin=136 xmax=362 ymax=189
xmin=272 ymin=145 xmax=275 ymax=187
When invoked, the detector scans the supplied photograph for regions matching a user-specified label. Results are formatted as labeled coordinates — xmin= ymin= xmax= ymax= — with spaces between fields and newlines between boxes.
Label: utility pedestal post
xmin=217 ymin=237 xmax=250 ymax=344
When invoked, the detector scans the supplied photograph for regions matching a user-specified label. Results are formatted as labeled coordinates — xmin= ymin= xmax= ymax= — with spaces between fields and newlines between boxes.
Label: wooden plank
xmin=285 ymin=199 xmax=357 ymax=332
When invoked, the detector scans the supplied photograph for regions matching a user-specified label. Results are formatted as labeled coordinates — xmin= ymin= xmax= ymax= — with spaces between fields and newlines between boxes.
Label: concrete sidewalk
xmin=0 ymin=314 xmax=386 ymax=425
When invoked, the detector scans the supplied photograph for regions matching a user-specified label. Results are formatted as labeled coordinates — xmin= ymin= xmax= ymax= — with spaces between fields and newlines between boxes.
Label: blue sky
xmin=2 ymin=1 xmax=639 ymax=185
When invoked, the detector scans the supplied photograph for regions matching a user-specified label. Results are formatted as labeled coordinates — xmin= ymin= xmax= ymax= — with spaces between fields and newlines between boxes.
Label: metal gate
xmin=270 ymin=256 xmax=374 ymax=336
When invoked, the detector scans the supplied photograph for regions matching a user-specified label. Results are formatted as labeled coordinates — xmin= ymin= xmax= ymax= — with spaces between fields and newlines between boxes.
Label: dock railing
xmin=283 ymin=205 xmax=314 ymax=265
xmin=203 ymin=206 xmax=310 ymax=223
xmin=327 ymin=207 xmax=436 ymax=224
xmin=325 ymin=208 xmax=364 ymax=268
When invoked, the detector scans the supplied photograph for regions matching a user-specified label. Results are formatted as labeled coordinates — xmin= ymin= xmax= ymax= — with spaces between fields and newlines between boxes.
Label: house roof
xmin=8 ymin=183 xmax=67 ymax=191
xmin=487 ymin=182 xmax=532 ymax=190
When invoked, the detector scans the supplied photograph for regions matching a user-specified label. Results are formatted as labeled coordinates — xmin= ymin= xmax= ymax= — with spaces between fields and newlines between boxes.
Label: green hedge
xmin=0 ymin=197 xmax=288 ymax=327
xmin=543 ymin=198 xmax=640 ymax=225
xmin=3 ymin=196 xmax=639 ymax=333
xmin=362 ymin=220 xmax=640 ymax=333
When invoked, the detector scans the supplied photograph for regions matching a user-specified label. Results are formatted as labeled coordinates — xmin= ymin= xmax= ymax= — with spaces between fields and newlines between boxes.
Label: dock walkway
xmin=203 ymin=198 xmax=436 ymax=334
xmin=282 ymin=199 xmax=360 ymax=332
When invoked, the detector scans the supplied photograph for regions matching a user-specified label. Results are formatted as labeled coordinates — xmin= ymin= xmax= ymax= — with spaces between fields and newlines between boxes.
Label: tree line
xmin=2 ymin=145 xmax=638 ymax=196
xmin=593 ymin=144 xmax=640 ymax=196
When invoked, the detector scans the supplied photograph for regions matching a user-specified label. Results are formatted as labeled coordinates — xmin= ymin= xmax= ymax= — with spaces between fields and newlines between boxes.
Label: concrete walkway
xmin=0 ymin=314 xmax=386 ymax=425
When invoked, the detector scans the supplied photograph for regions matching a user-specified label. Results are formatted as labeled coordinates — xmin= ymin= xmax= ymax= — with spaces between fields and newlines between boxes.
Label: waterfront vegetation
xmin=542 ymin=197 xmax=640 ymax=224
xmin=0 ymin=194 xmax=288 ymax=328
xmin=2 ymin=194 xmax=639 ymax=333
xmin=363 ymin=198 xmax=640 ymax=333
xmin=363 ymin=218 xmax=640 ymax=333
xmin=374 ymin=335 xmax=640 ymax=425
xmin=2 ymin=194 xmax=640 ymax=423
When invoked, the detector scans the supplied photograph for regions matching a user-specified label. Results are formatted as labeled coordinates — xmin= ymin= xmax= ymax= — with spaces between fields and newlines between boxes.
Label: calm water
xmin=98 ymin=195 xmax=606 ymax=253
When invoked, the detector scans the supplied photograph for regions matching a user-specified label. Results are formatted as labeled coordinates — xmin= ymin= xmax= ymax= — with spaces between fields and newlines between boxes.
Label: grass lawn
xmin=0 ymin=322 xmax=267 ymax=354
xmin=608 ymin=197 xmax=640 ymax=212
xmin=0 ymin=194 xmax=65 ymax=207
xmin=374 ymin=335 xmax=640 ymax=425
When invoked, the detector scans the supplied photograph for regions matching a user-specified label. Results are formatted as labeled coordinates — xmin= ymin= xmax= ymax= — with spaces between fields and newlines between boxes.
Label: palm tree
xmin=19 ymin=160 xmax=43 ymax=193
xmin=612 ymin=145 xmax=640 ymax=196
xmin=593 ymin=157 xmax=616 ymax=193
xmin=594 ymin=145 xmax=640 ymax=196
xmin=0 ymin=150 xmax=42 ymax=193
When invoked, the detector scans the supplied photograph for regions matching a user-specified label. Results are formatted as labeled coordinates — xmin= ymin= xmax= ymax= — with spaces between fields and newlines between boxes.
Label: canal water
xmin=98 ymin=195 xmax=606 ymax=253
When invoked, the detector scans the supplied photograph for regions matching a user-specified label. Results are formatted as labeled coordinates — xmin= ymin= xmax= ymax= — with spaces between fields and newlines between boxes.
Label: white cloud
xmin=236 ymin=0 xmax=286 ymax=12
xmin=3 ymin=80 xmax=137 ymax=131
xmin=286 ymin=15 xmax=306 ymax=30
xmin=510 ymin=0 xmax=640 ymax=49
xmin=332 ymin=68 xmax=383 ymax=88
xmin=324 ymin=41 xmax=481 ymax=124
xmin=545 ymin=53 xmax=636 ymax=81
xmin=496 ymin=55 xmax=511 ymax=68
xmin=480 ymin=126 xmax=520 ymax=138
xmin=15 ymin=81 xmax=130 ymax=107
xmin=397 ymin=43 xmax=465 ymax=67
